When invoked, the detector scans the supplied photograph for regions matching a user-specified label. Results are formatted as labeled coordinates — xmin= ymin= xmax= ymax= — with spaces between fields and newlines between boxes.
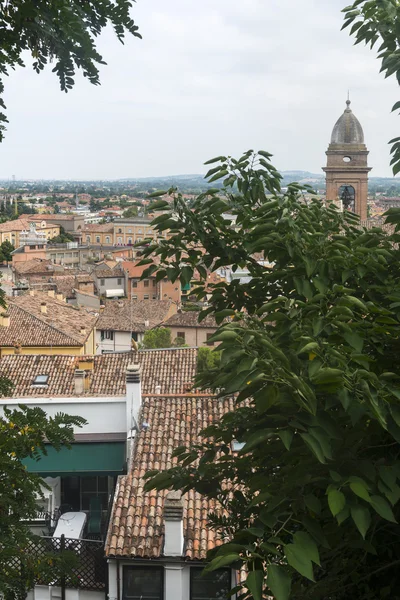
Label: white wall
xmin=0 ymin=396 xmax=126 ymax=436
xmin=27 ymin=586 xmax=104 ymax=600
xmin=96 ymin=330 xmax=132 ymax=354
xmin=108 ymin=560 xmax=237 ymax=600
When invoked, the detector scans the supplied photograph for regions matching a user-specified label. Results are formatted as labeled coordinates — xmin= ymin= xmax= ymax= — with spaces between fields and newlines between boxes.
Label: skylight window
xmin=32 ymin=374 xmax=49 ymax=386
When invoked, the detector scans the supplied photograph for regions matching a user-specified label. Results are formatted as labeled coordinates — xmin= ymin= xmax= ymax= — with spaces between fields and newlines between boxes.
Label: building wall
xmin=83 ymin=329 xmax=96 ymax=355
xmin=84 ymin=231 xmax=113 ymax=246
xmin=27 ymin=585 xmax=104 ymax=600
xmin=75 ymin=290 xmax=100 ymax=310
xmin=0 ymin=395 xmax=126 ymax=436
xmin=160 ymin=279 xmax=182 ymax=304
xmin=1 ymin=225 xmax=60 ymax=247
xmin=168 ymin=326 xmax=216 ymax=347
xmin=12 ymin=246 xmax=48 ymax=264
xmin=96 ymin=330 xmax=134 ymax=354
xmin=108 ymin=560 xmax=237 ymax=600
xmin=94 ymin=276 xmax=125 ymax=297
xmin=113 ymin=220 xmax=163 ymax=246
xmin=128 ymin=276 xmax=159 ymax=301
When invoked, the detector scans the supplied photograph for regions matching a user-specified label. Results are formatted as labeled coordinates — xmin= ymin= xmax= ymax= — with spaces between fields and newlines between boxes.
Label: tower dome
xmin=330 ymin=99 xmax=364 ymax=145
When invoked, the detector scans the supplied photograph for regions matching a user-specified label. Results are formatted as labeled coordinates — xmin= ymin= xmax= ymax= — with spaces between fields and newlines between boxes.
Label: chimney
xmin=40 ymin=302 xmax=47 ymax=314
xmin=126 ymin=364 xmax=141 ymax=456
xmin=74 ymin=369 xmax=85 ymax=395
xmin=29 ymin=290 xmax=35 ymax=297
xmin=56 ymin=293 xmax=63 ymax=302
xmin=155 ymin=384 xmax=161 ymax=394
xmin=47 ymin=290 xmax=55 ymax=298
xmin=164 ymin=491 xmax=184 ymax=556
xmin=1 ymin=313 xmax=10 ymax=327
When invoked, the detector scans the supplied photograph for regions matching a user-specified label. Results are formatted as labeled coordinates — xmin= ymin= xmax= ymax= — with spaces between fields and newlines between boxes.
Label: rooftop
xmin=0 ymin=347 xmax=199 ymax=397
xmin=164 ymin=311 xmax=217 ymax=329
xmin=97 ymin=299 xmax=176 ymax=332
xmin=7 ymin=292 xmax=97 ymax=345
xmin=105 ymin=394 xmax=234 ymax=560
xmin=13 ymin=259 xmax=54 ymax=276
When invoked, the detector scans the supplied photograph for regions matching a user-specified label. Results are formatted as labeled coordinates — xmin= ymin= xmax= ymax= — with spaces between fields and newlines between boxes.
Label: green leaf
xmin=278 ymin=429 xmax=293 ymax=451
xmin=284 ymin=544 xmax=315 ymax=581
xmin=246 ymin=570 xmax=264 ymax=600
xmin=349 ymin=481 xmax=371 ymax=503
xmin=241 ymin=429 xmax=273 ymax=453
xmin=293 ymin=531 xmax=321 ymax=566
xmin=304 ymin=494 xmax=321 ymax=515
xmin=351 ymin=505 xmax=371 ymax=539
xmin=370 ymin=495 xmax=397 ymax=523
xmin=204 ymin=155 xmax=227 ymax=165
xmin=266 ymin=565 xmax=291 ymax=600
xmin=203 ymin=553 xmax=241 ymax=572
xmin=300 ymin=433 xmax=326 ymax=463
xmin=328 ymin=489 xmax=346 ymax=517
xmin=147 ymin=189 xmax=168 ymax=198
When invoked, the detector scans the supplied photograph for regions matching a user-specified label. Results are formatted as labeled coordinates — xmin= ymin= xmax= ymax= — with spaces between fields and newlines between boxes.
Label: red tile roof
xmin=121 ymin=262 xmax=153 ymax=279
xmin=105 ymin=394 xmax=234 ymax=560
xmin=0 ymin=348 xmax=198 ymax=397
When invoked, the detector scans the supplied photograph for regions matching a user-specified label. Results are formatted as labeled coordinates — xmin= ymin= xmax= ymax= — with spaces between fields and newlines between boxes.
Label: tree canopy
xmin=142 ymin=151 xmax=400 ymax=600
xmin=0 ymin=0 xmax=141 ymax=141
xmin=141 ymin=327 xmax=172 ymax=349
xmin=0 ymin=402 xmax=86 ymax=599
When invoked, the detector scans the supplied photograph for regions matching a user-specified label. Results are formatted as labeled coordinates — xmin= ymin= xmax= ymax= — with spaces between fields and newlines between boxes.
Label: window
xmin=100 ymin=330 xmax=114 ymax=341
xmin=132 ymin=280 xmax=138 ymax=288
xmin=153 ymin=280 xmax=157 ymax=287
xmin=96 ymin=236 xmax=100 ymax=243
xmin=144 ymin=280 xmax=149 ymax=288
xmin=117 ymin=278 xmax=122 ymax=285
xmin=86 ymin=236 xmax=91 ymax=243
xmin=144 ymin=294 xmax=149 ymax=300
xmin=32 ymin=374 xmax=49 ymax=386
xmin=128 ymin=237 xmax=133 ymax=245
xmin=100 ymin=279 xmax=105 ymax=286
xmin=137 ymin=238 xmax=142 ymax=243
xmin=118 ymin=237 xmax=122 ymax=244
xmin=105 ymin=236 xmax=110 ymax=244
xmin=128 ymin=228 xmax=132 ymax=234
xmin=206 ymin=333 xmax=214 ymax=346
xmin=118 ymin=228 xmax=122 ymax=234
xmin=138 ymin=228 xmax=142 ymax=234
xmin=132 ymin=295 xmax=137 ymax=300
xmin=123 ymin=566 xmax=163 ymax=600
xmin=177 ymin=332 xmax=186 ymax=343
xmin=152 ymin=295 xmax=157 ymax=300
xmin=190 ymin=568 xmax=231 ymax=600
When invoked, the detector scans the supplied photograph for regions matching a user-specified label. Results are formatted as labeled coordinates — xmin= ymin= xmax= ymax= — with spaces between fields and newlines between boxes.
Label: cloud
xmin=0 ymin=0 xmax=398 ymax=179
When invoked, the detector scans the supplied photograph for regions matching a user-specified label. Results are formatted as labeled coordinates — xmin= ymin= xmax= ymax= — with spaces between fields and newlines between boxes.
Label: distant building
xmin=96 ymin=299 xmax=177 ymax=353
xmin=164 ymin=311 xmax=218 ymax=347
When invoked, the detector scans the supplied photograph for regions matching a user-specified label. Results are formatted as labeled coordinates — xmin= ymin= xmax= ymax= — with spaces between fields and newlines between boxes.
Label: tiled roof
xmin=0 ymin=219 xmax=31 ymax=233
xmin=0 ymin=348 xmax=198 ymax=397
xmin=97 ymin=300 xmax=175 ymax=333
xmin=105 ymin=394 xmax=234 ymax=559
xmin=13 ymin=259 xmax=54 ymax=275
xmin=121 ymin=262 xmax=152 ymax=279
xmin=93 ymin=267 xmax=125 ymax=279
xmin=165 ymin=311 xmax=217 ymax=329
xmin=19 ymin=214 xmax=76 ymax=221
xmin=0 ymin=304 xmax=84 ymax=348
xmin=9 ymin=292 xmax=97 ymax=344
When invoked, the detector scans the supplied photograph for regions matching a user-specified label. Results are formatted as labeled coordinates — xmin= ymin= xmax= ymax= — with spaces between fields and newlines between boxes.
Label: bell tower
xmin=322 ymin=98 xmax=371 ymax=221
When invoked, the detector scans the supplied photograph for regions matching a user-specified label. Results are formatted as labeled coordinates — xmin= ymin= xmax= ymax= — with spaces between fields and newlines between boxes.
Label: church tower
xmin=323 ymin=99 xmax=371 ymax=221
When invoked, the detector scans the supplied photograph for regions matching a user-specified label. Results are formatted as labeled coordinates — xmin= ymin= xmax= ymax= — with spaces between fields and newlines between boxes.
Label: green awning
xmin=23 ymin=442 xmax=126 ymax=477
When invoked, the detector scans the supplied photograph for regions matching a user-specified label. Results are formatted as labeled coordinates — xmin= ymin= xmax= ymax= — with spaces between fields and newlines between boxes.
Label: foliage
xmin=0 ymin=0 xmax=141 ymax=141
xmin=142 ymin=150 xmax=400 ymax=600
xmin=196 ymin=346 xmax=221 ymax=376
xmin=122 ymin=206 xmax=139 ymax=218
xmin=0 ymin=403 xmax=86 ymax=599
xmin=0 ymin=240 xmax=14 ymax=263
xmin=48 ymin=226 xmax=74 ymax=244
xmin=141 ymin=327 xmax=172 ymax=349
xmin=342 ymin=0 xmax=400 ymax=175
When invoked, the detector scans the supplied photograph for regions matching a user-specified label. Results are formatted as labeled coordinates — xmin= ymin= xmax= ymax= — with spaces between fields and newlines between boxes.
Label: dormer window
xmin=32 ymin=374 xmax=49 ymax=386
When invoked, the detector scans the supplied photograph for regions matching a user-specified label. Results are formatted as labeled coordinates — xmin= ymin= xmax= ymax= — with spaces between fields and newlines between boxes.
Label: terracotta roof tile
xmin=105 ymin=395 xmax=234 ymax=560
xmin=0 ymin=347 xmax=198 ymax=397
xmin=13 ymin=259 xmax=54 ymax=276
xmin=9 ymin=292 xmax=97 ymax=345
xmin=97 ymin=300 xmax=175 ymax=333
xmin=164 ymin=311 xmax=217 ymax=329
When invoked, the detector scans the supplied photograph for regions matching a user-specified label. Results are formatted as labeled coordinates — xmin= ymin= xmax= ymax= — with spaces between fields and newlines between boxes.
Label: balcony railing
xmin=8 ymin=535 xmax=107 ymax=591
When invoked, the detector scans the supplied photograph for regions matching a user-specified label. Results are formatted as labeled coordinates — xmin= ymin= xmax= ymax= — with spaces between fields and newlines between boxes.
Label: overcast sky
xmin=0 ymin=0 xmax=399 ymax=180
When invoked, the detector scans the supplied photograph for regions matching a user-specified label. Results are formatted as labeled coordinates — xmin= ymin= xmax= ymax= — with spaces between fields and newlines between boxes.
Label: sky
xmin=0 ymin=0 xmax=399 ymax=180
